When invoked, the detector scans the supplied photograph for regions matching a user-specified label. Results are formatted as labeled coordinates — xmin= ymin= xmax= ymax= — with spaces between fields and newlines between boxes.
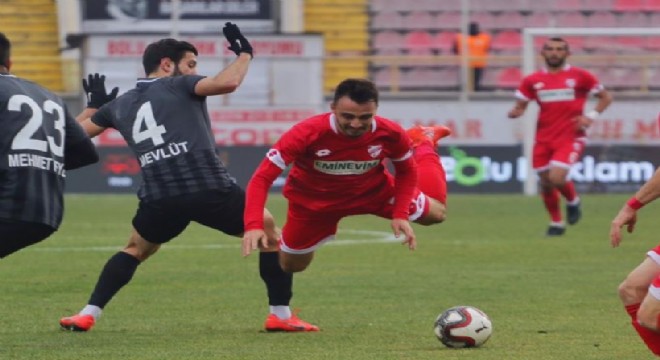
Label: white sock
xmin=550 ymin=221 xmax=565 ymax=228
xmin=270 ymin=306 xmax=291 ymax=319
xmin=568 ymin=197 xmax=581 ymax=206
xmin=80 ymin=305 xmax=102 ymax=320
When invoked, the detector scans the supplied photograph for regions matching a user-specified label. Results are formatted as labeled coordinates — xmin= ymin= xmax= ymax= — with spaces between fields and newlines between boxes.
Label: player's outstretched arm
xmin=610 ymin=167 xmax=660 ymax=247
xmin=195 ymin=22 xmax=253 ymax=97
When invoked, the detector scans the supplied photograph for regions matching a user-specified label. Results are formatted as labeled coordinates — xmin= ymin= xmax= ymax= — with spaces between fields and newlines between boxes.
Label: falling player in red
xmin=242 ymin=78 xmax=449 ymax=275
xmin=508 ymin=37 xmax=612 ymax=236
xmin=610 ymin=167 xmax=660 ymax=356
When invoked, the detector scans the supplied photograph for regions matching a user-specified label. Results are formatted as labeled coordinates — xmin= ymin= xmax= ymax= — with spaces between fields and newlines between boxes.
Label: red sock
xmin=625 ymin=304 xmax=660 ymax=355
xmin=414 ymin=142 xmax=446 ymax=204
xmin=558 ymin=181 xmax=577 ymax=203
xmin=541 ymin=189 xmax=562 ymax=223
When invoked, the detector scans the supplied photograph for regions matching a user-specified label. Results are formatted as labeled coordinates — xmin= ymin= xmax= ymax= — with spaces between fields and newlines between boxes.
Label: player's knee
xmin=280 ymin=261 xmax=308 ymax=273
xmin=618 ymin=280 xmax=645 ymax=304
xmin=637 ymin=309 xmax=660 ymax=332
xmin=548 ymin=173 xmax=567 ymax=187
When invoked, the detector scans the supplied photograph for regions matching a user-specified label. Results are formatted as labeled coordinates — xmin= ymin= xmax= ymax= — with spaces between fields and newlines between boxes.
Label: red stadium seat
xmin=582 ymin=0 xmax=614 ymax=10
xmin=371 ymin=12 xmax=404 ymax=30
xmin=404 ymin=31 xmax=434 ymax=55
xmin=525 ymin=12 xmax=554 ymax=28
xmin=402 ymin=12 xmax=435 ymax=30
xmin=433 ymin=31 xmax=457 ymax=54
xmin=494 ymin=12 xmax=526 ymax=30
xmin=555 ymin=13 xmax=587 ymax=27
xmin=613 ymin=0 xmax=645 ymax=11
xmin=617 ymin=12 xmax=649 ymax=27
xmin=372 ymin=31 xmax=405 ymax=51
xmin=492 ymin=30 xmax=522 ymax=53
xmin=496 ymin=67 xmax=522 ymax=89
xmin=586 ymin=11 xmax=618 ymax=27
xmin=646 ymin=0 xmax=660 ymax=11
xmin=435 ymin=12 xmax=461 ymax=30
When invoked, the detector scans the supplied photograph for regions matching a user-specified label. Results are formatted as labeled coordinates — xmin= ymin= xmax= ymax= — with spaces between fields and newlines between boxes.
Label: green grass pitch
xmin=0 ymin=193 xmax=657 ymax=359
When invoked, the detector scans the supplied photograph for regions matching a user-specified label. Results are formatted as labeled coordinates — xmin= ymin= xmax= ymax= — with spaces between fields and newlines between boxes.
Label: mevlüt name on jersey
xmin=313 ymin=160 xmax=380 ymax=175
xmin=8 ymin=153 xmax=66 ymax=177
xmin=138 ymin=141 xmax=189 ymax=167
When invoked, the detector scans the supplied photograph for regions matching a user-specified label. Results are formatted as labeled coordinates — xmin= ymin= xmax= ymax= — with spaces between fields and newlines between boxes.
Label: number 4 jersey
xmin=0 ymin=74 xmax=96 ymax=228
xmin=91 ymin=75 xmax=234 ymax=201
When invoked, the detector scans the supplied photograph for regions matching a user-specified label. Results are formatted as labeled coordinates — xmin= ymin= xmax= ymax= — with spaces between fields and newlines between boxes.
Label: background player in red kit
xmin=610 ymin=167 xmax=660 ymax=356
xmin=507 ymin=37 xmax=612 ymax=236
xmin=242 ymin=78 xmax=449 ymax=275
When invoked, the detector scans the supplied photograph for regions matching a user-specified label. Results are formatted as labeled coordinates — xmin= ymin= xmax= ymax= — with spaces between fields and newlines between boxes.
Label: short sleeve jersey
xmin=515 ymin=65 xmax=603 ymax=143
xmin=0 ymin=74 xmax=90 ymax=228
xmin=266 ymin=113 xmax=412 ymax=212
xmin=92 ymin=76 xmax=234 ymax=201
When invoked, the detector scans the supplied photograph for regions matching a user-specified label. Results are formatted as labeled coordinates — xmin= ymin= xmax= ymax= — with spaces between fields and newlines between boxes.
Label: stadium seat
xmin=525 ymin=12 xmax=554 ymax=28
xmin=371 ymin=12 xmax=404 ymax=30
xmin=586 ymin=11 xmax=618 ymax=27
xmin=613 ymin=0 xmax=645 ymax=11
xmin=646 ymin=36 xmax=660 ymax=50
xmin=433 ymin=31 xmax=456 ymax=54
xmin=616 ymin=12 xmax=649 ymax=27
xmin=649 ymin=12 xmax=660 ymax=26
xmin=582 ymin=0 xmax=614 ymax=11
xmin=402 ymin=12 xmax=434 ymax=30
xmin=555 ymin=12 xmax=587 ymax=27
xmin=435 ymin=12 xmax=461 ymax=30
xmin=404 ymin=30 xmax=434 ymax=55
xmin=615 ymin=36 xmax=647 ymax=52
xmin=496 ymin=67 xmax=522 ymax=89
xmin=469 ymin=12 xmax=497 ymax=29
xmin=646 ymin=0 xmax=660 ymax=11
xmin=555 ymin=0 xmax=586 ymax=11
xmin=370 ymin=0 xmax=391 ymax=12
xmin=494 ymin=12 xmax=526 ymax=30
xmin=492 ymin=30 xmax=522 ymax=53
xmin=528 ymin=0 xmax=559 ymax=12
xmin=372 ymin=31 xmax=405 ymax=52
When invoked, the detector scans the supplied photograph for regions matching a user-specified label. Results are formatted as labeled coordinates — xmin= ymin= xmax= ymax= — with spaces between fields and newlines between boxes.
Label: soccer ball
xmin=434 ymin=305 xmax=492 ymax=348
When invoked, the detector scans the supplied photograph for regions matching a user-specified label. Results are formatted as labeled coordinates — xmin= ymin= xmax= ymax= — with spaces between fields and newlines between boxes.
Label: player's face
xmin=172 ymin=52 xmax=198 ymax=76
xmin=541 ymin=41 xmax=569 ymax=69
xmin=332 ymin=96 xmax=376 ymax=138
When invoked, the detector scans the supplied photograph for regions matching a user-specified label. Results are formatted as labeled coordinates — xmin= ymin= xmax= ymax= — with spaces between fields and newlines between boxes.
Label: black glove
xmin=222 ymin=22 xmax=253 ymax=59
xmin=82 ymin=73 xmax=119 ymax=109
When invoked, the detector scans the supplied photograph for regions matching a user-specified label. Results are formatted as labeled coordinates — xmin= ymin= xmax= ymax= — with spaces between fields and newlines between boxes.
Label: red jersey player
xmin=242 ymin=78 xmax=449 ymax=275
xmin=610 ymin=167 xmax=660 ymax=356
xmin=507 ymin=37 xmax=612 ymax=236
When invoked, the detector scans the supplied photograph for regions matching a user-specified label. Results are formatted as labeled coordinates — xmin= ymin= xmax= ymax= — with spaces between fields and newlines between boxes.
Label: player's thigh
xmin=280 ymin=204 xmax=342 ymax=254
xmin=191 ymin=185 xmax=246 ymax=237
xmin=639 ymin=271 xmax=660 ymax=329
xmin=622 ymin=255 xmax=660 ymax=302
xmin=132 ymin=198 xmax=191 ymax=244
xmin=0 ymin=219 xmax=54 ymax=258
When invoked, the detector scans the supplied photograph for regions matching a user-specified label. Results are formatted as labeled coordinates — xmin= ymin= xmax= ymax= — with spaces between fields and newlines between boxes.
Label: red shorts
xmin=532 ymin=138 xmax=586 ymax=171
xmin=279 ymin=189 xmax=430 ymax=254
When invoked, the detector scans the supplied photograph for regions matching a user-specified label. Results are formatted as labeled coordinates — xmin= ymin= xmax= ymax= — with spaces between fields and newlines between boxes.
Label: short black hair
xmin=544 ymin=37 xmax=570 ymax=52
xmin=0 ymin=32 xmax=11 ymax=69
xmin=142 ymin=38 xmax=198 ymax=75
xmin=333 ymin=78 xmax=379 ymax=105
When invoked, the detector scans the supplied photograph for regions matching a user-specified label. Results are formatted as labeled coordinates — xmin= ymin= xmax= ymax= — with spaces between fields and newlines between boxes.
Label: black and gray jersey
xmin=0 ymin=74 xmax=94 ymax=228
xmin=92 ymin=75 xmax=234 ymax=201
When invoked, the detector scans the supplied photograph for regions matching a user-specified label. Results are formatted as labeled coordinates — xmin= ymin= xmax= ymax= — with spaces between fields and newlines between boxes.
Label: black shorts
xmin=0 ymin=219 xmax=55 ymax=258
xmin=132 ymin=184 xmax=246 ymax=244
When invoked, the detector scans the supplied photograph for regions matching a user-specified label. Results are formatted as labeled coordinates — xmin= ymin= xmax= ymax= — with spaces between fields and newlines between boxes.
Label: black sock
xmin=259 ymin=251 xmax=292 ymax=306
xmin=88 ymin=252 xmax=140 ymax=308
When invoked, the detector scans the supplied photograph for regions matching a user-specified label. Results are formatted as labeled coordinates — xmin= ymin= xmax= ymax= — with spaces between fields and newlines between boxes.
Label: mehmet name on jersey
xmin=8 ymin=152 xmax=66 ymax=177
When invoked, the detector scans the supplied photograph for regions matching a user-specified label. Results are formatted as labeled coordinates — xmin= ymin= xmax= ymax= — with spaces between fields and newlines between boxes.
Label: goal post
xmin=520 ymin=27 xmax=660 ymax=196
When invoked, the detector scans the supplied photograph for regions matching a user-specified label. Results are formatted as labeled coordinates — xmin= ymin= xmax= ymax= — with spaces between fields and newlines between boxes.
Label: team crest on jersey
xmin=315 ymin=149 xmax=331 ymax=157
xmin=565 ymin=78 xmax=576 ymax=88
xmin=367 ymin=145 xmax=383 ymax=158
xmin=533 ymin=82 xmax=545 ymax=90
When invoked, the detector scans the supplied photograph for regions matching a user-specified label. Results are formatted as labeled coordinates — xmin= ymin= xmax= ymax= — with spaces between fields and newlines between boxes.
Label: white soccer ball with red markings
xmin=434 ymin=305 xmax=492 ymax=348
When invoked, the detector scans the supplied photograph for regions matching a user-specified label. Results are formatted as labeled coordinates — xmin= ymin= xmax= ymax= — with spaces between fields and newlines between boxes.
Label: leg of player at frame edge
xmin=618 ymin=255 xmax=660 ymax=355
xmin=278 ymin=125 xmax=449 ymax=275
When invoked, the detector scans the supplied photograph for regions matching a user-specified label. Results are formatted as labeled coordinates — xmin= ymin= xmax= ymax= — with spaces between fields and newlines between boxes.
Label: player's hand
xmin=242 ymin=229 xmax=268 ymax=256
xmin=609 ymin=204 xmax=638 ymax=248
xmin=573 ymin=115 xmax=594 ymax=131
xmin=507 ymin=107 xmax=524 ymax=119
xmin=391 ymin=218 xmax=416 ymax=250
xmin=83 ymin=73 xmax=119 ymax=109
xmin=222 ymin=22 xmax=254 ymax=59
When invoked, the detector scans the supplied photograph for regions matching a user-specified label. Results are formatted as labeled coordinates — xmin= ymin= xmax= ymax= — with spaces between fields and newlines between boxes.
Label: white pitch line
xmin=28 ymin=229 xmax=399 ymax=253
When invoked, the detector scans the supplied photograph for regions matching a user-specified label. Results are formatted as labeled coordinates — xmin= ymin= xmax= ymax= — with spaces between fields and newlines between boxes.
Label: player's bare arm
xmin=391 ymin=218 xmax=416 ymax=250
xmin=195 ymin=22 xmax=253 ymax=97
xmin=576 ymin=88 xmax=613 ymax=130
xmin=507 ymin=99 xmax=528 ymax=118
xmin=610 ymin=167 xmax=660 ymax=247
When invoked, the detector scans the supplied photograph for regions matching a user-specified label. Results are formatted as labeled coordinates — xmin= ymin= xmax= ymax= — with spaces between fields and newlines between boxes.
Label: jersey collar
xmin=542 ymin=64 xmax=571 ymax=73
xmin=328 ymin=113 xmax=378 ymax=135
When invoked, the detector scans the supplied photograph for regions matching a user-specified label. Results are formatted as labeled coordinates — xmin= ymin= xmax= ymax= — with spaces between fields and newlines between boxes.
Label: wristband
xmin=626 ymin=197 xmax=644 ymax=210
xmin=586 ymin=110 xmax=600 ymax=120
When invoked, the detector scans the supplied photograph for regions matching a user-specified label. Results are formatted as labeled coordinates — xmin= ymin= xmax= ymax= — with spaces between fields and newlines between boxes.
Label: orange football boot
xmin=407 ymin=125 xmax=452 ymax=147
xmin=264 ymin=312 xmax=319 ymax=332
xmin=59 ymin=314 xmax=96 ymax=332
